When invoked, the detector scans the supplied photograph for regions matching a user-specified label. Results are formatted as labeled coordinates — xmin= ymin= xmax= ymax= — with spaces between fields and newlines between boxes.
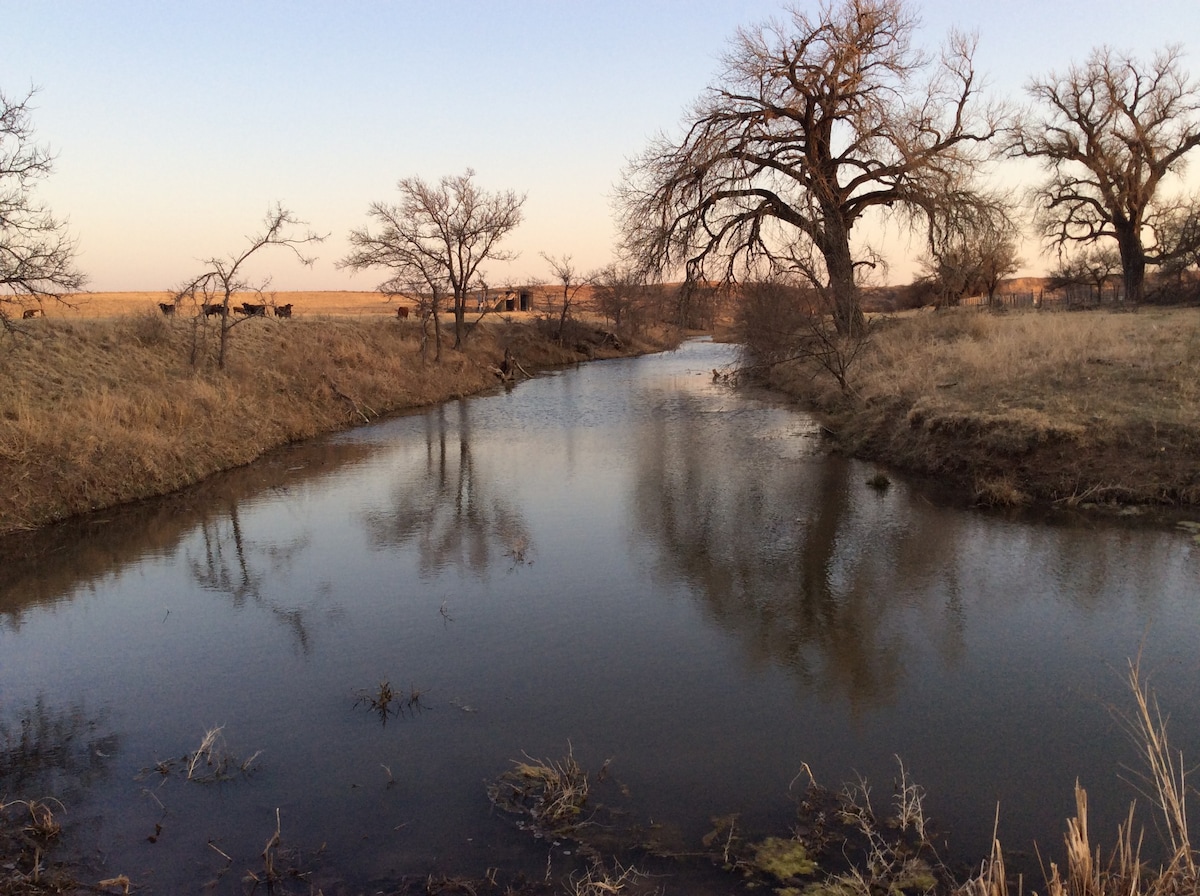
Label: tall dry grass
xmin=0 ymin=311 xmax=668 ymax=534
xmin=766 ymin=306 xmax=1200 ymax=506
xmin=958 ymin=659 xmax=1197 ymax=896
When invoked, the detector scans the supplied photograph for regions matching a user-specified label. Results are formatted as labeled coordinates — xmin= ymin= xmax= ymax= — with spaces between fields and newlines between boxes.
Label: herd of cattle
xmin=153 ymin=302 xmax=415 ymax=320
xmin=16 ymin=302 xmax=417 ymax=320
xmin=157 ymin=301 xmax=294 ymax=318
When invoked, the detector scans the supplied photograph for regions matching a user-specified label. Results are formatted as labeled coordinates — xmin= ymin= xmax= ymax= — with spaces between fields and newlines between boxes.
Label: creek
xmin=1 ymin=338 xmax=1198 ymax=892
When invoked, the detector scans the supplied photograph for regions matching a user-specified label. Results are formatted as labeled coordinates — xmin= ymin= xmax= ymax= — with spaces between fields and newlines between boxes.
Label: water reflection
xmin=0 ymin=439 xmax=374 ymax=630
xmin=364 ymin=401 xmax=533 ymax=577
xmin=633 ymin=393 xmax=924 ymax=709
xmin=189 ymin=503 xmax=315 ymax=652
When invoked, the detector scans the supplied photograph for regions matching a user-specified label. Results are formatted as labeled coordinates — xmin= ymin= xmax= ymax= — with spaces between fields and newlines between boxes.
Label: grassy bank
xmin=759 ymin=306 xmax=1200 ymax=508
xmin=0 ymin=310 xmax=675 ymax=535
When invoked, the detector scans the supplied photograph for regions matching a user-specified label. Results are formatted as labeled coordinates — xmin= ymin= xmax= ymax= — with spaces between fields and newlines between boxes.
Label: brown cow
xmin=396 ymin=306 xmax=410 ymax=319
xmin=21 ymin=308 xmax=41 ymax=319
xmin=274 ymin=303 xmax=293 ymax=318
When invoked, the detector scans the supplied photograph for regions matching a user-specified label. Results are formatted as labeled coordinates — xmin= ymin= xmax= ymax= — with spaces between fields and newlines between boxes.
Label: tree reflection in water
xmin=362 ymin=401 xmax=532 ymax=577
xmin=632 ymin=392 xmax=971 ymax=711
xmin=188 ymin=502 xmax=315 ymax=652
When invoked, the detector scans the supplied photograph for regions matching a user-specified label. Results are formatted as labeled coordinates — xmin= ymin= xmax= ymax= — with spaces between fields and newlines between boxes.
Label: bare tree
xmin=1012 ymin=44 xmax=1200 ymax=305
xmin=541 ymin=253 xmax=594 ymax=342
xmin=174 ymin=204 xmax=323 ymax=368
xmin=592 ymin=263 xmax=648 ymax=332
xmin=616 ymin=0 xmax=1003 ymax=336
xmin=0 ymin=87 xmax=86 ymax=329
xmin=1155 ymin=201 xmax=1200 ymax=293
xmin=1049 ymin=245 xmax=1121 ymax=305
xmin=340 ymin=170 xmax=525 ymax=351
xmin=920 ymin=226 xmax=1020 ymax=306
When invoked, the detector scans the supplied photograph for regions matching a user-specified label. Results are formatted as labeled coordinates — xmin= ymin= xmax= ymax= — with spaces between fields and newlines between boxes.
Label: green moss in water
xmin=750 ymin=836 xmax=817 ymax=881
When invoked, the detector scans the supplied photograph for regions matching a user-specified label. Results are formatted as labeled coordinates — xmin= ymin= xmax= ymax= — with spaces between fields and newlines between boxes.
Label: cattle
xmin=236 ymin=302 xmax=268 ymax=317
xmin=274 ymin=303 xmax=293 ymax=318
xmin=21 ymin=308 xmax=41 ymax=319
xmin=201 ymin=303 xmax=227 ymax=317
xmin=158 ymin=301 xmax=176 ymax=316
xmin=396 ymin=306 xmax=411 ymax=319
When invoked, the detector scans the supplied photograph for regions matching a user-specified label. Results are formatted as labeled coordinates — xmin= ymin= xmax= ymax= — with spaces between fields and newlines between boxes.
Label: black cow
xmin=158 ymin=302 xmax=176 ymax=316
xmin=274 ymin=303 xmax=293 ymax=318
xmin=237 ymin=303 xmax=268 ymax=317
xmin=396 ymin=306 xmax=411 ymax=319
xmin=201 ymin=303 xmax=227 ymax=317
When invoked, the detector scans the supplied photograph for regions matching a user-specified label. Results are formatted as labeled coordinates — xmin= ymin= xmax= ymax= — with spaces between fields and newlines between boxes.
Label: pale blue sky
xmin=5 ymin=1 xmax=1199 ymax=291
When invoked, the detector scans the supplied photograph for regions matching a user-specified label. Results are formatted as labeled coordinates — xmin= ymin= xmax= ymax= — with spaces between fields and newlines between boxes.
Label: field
xmin=49 ymin=288 xmax=581 ymax=319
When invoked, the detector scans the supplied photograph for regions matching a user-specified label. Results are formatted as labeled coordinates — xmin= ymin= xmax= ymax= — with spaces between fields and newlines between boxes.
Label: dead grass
xmin=487 ymin=745 xmax=593 ymax=837
xmin=957 ymin=659 xmax=1198 ymax=896
xmin=766 ymin=306 xmax=1200 ymax=507
xmin=0 ymin=303 xmax=676 ymax=535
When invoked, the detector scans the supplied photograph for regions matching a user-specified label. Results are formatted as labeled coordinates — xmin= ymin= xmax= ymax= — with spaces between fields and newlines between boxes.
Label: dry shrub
xmin=487 ymin=745 xmax=592 ymax=836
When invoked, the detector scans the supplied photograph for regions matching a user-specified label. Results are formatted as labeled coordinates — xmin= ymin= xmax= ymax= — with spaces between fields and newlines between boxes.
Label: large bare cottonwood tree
xmin=616 ymin=0 xmax=1004 ymax=335
xmin=1011 ymin=45 xmax=1200 ymax=304
xmin=0 ymin=87 xmax=86 ymax=329
xmin=340 ymin=170 xmax=525 ymax=351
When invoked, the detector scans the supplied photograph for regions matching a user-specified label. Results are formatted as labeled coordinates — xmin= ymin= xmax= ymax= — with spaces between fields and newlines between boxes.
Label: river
xmin=1 ymin=338 xmax=1197 ymax=892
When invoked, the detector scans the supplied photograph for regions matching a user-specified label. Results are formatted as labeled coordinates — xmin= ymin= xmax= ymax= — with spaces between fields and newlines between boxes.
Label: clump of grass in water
xmin=712 ymin=757 xmax=946 ymax=894
xmin=184 ymin=726 xmax=261 ymax=782
xmin=0 ymin=797 xmax=75 ymax=893
xmin=352 ymin=680 xmax=425 ymax=724
xmin=138 ymin=725 xmax=261 ymax=784
xmin=487 ymin=744 xmax=592 ymax=837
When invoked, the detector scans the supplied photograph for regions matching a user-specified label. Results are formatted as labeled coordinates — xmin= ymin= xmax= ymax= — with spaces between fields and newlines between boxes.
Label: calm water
xmin=2 ymin=338 xmax=1198 ymax=892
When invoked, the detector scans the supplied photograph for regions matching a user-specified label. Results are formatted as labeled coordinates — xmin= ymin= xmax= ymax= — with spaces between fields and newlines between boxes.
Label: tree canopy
xmin=1012 ymin=44 xmax=1200 ymax=303
xmin=617 ymin=0 xmax=1004 ymax=335
xmin=340 ymin=170 xmax=525 ymax=352
xmin=0 ymin=87 xmax=86 ymax=328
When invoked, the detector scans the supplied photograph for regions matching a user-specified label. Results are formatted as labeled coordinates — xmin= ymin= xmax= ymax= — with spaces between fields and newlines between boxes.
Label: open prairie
xmin=53 ymin=287 xmax=588 ymax=319
xmin=58 ymin=290 xmax=432 ymax=318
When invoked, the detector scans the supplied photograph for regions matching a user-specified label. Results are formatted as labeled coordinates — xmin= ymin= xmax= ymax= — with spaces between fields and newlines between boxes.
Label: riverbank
xmin=0 ymin=310 xmax=678 ymax=535
xmin=756 ymin=306 xmax=1200 ymax=510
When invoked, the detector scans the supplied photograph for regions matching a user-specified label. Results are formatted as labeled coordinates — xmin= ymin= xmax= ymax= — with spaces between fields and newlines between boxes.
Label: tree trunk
xmin=820 ymin=225 xmax=866 ymax=337
xmin=453 ymin=293 xmax=467 ymax=349
xmin=1115 ymin=222 xmax=1146 ymax=305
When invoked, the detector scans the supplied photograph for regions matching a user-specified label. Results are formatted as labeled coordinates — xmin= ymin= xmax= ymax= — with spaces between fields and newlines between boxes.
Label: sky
xmin=5 ymin=1 xmax=1199 ymax=292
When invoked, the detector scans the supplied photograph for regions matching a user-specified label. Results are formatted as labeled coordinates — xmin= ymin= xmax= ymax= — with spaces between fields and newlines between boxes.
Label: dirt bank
xmin=755 ymin=306 xmax=1200 ymax=510
xmin=0 ymin=310 xmax=677 ymax=535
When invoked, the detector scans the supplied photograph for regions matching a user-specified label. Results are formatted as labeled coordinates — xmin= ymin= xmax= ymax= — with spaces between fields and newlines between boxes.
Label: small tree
xmin=919 ymin=228 xmax=1020 ymax=307
xmin=0 ymin=87 xmax=86 ymax=329
xmin=541 ymin=253 xmax=594 ymax=342
xmin=340 ymin=170 xmax=525 ymax=351
xmin=1012 ymin=44 xmax=1200 ymax=304
xmin=592 ymin=264 xmax=648 ymax=332
xmin=174 ymin=205 xmax=323 ymax=368
xmin=1048 ymin=246 xmax=1120 ymax=305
